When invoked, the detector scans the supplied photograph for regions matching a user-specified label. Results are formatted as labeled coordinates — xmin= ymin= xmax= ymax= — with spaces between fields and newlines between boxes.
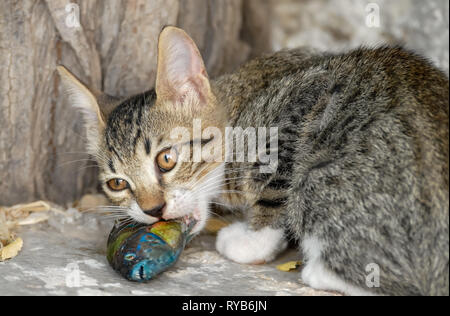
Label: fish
xmin=107 ymin=220 xmax=195 ymax=282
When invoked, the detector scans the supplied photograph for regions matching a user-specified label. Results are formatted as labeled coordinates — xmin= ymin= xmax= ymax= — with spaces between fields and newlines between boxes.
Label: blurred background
xmin=0 ymin=0 xmax=448 ymax=207
xmin=271 ymin=0 xmax=448 ymax=73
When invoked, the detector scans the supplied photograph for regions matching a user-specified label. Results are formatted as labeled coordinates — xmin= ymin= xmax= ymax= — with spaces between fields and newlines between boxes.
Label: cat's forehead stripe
xmin=108 ymin=159 xmax=116 ymax=173
xmin=132 ymin=129 xmax=142 ymax=153
xmin=104 ymin=90 xmax=156 ymax=158
xmin=144 ymin=138 xmax=151 ymax=155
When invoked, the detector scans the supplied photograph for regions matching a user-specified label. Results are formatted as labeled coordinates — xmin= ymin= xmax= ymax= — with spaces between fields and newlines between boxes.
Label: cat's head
xmin=58 ymin=27 xmax=227 ymax=234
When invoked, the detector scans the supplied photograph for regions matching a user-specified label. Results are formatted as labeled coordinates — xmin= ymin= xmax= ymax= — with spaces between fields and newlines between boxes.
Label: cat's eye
xmin=107 ymin=178 xmax=129 ymax=191
xmin=156 ymin=148 xmax=177 ymax=172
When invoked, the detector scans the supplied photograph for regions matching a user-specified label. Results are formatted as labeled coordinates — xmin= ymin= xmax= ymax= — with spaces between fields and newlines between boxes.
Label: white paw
xmin=301 ymin=235 xmax=376 ymax=296
xmin=216 ymin=222 xmax=287 ymax=264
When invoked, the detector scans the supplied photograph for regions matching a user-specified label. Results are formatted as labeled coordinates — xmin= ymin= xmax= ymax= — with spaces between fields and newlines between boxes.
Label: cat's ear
xmin=155 ymin=26 xmax=211 ymax=105
xmin=57 ymin=66 xmax=120 ymax=152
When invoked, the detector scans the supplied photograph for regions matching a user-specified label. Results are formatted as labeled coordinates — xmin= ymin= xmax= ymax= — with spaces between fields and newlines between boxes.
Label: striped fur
xmin=62 ymin=27 xmax=448 ymax=296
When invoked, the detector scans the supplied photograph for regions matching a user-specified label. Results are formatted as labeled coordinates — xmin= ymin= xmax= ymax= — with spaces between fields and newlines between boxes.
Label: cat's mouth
xmin=179 ymin=210 xmax=204 ymax=235
xmin=181 ymin=214 xmax=196 ymax=227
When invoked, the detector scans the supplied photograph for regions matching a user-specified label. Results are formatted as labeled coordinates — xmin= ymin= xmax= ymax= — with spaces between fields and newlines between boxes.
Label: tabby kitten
xmin=58 ymin=26 xmax=449 ymax=296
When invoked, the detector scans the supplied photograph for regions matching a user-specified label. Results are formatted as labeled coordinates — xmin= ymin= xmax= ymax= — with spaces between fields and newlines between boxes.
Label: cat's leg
xmin=216 ymin=201 xmax=287 ymax=264
xmin=300 ymin=235 xmax=376 ymax=296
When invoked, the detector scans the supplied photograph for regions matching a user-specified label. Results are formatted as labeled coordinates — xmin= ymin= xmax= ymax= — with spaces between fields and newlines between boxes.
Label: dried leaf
xmin=17 ymin=212 xmax=50 ymax=226
xmin=6 ymin=201 xmax=51 ymax=213
xmin=0 ymin=200 xmax=53 ymax=262
xmin=0 ymin=237 xmax=23 ymax=261
xmin=276 ymin=260 xmax=302 ymax=272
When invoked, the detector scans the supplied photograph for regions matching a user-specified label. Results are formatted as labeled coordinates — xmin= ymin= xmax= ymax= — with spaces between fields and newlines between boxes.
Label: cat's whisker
xmin=188 ymin=164 xmax=265 ymax=191
xmin=216 ymin=190 xmax=249 ymax=195
xmin=207 ymin=209 xmax=233 ymax=221
xmin=191 ymin=172 xmax=228 ymax=190
xmin=191 ymin=182 xmax=223 ymax=199
xmin=73 ymin=165 xmax=100 ymax=172
xmin=58 ymin=151 xmax=91 ymax=155
xmin=87 ymin=211 xmax=127 ymax=216
xmin=187 ymin=169 xmax=226 ymax=191
xmin=84 ymin=206 xmax=128 ymax=211
xmin=83 ymin=206 xmax=128 ymax=214
xmin=115 ymin=218 xmax=139 ymax=235
xmin=193 ymin=176 xmax=255 ymax=194
xmin=223 ymin=165 xmax=265 ymax=174
xmin=186 ymin=163 xmax=223 ymax=189
xmin=208 ymin=201 xmax=233 ymax=209
xmin=82 ymin=211 xmax=129 ymax=222
xmin=88 ymin=207 xmax=128 ymax=211
xmin=55 ymin=159 xmax=99 ymax=168
xmin=100 ymin=215 xmax=129 ymax=220
xmin=62 ymin=150 xmax=109 ymax=164
xmin=85 ymin=205 xmax=128 ymax=209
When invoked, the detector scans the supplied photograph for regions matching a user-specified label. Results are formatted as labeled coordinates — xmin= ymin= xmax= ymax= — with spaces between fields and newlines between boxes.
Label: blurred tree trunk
xmin=0 ymin=0 xmax=271 ymax=206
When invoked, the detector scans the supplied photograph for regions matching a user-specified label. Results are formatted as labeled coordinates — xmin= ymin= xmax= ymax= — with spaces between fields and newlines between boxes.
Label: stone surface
xmin=0 ymin=210 xmax=336 ymax=296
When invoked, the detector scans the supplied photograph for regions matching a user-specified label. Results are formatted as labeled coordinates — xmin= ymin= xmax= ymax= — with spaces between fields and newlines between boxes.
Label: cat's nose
xmin=143 ymin=203 xmax=166 ymax=218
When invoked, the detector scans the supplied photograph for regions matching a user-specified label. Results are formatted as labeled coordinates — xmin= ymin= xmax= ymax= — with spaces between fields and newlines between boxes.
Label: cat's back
xmin=217 ymin=46 xmax=449 ymax=195
xmin=303 ymin=48 xmax=449 ymax=295
xmin=326 ymin=46 xmax=449 ymax=198
xmin=216 ymin=46 xmax=449 ymax=295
